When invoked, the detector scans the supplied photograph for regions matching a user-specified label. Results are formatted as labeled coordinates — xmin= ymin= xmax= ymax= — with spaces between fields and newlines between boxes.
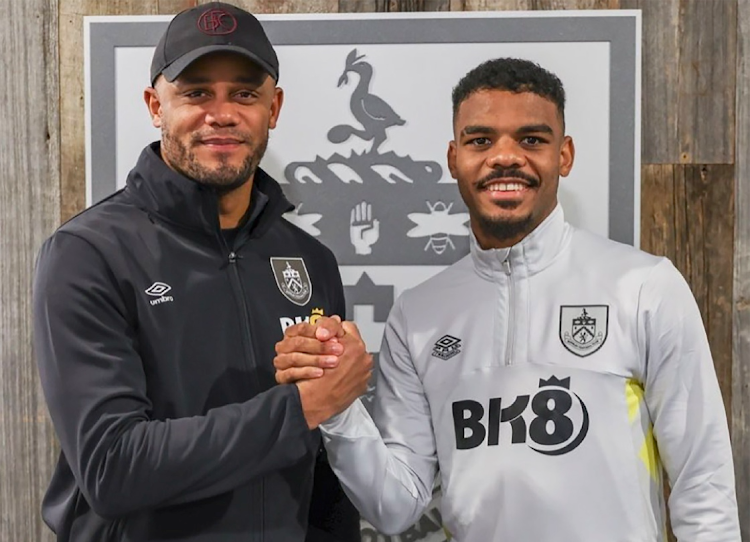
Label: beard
xmin=161 ymin=121 xmax=268 ymax=194
xmin=474 ymin=205 xmax=535 ymax=243
xmin=469 ymin=168 xmax=539 ymax=243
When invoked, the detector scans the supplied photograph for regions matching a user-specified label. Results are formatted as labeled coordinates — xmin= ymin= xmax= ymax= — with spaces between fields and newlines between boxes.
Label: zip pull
xmin=228 ymin=251 xmax=238 ymax=264
xmin=502 ymin=258 xmax=512 ymax=276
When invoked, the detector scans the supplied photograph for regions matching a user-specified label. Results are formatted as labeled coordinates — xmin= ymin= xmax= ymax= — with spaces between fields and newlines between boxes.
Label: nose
xmin=204 ymin=97 xmax=239 ymax=127
xmin=486 ymin=137 xmax=525 ymax=169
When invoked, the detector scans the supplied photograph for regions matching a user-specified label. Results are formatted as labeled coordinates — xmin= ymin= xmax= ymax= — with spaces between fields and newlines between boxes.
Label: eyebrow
xmin=517 ymin=124 xmax=554 ymax=135
xmin=461 ymin=125 xmax=497 ymax=136
xmin=460 ymin=124 xmax=555 ymax=137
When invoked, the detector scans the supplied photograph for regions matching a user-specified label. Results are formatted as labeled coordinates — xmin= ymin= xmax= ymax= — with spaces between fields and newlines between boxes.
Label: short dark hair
xmin=452 ymin=58 xmax=566 ymax=125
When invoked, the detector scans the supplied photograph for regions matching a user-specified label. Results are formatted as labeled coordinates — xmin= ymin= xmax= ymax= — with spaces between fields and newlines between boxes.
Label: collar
xmin=470 ymin=204 xmax=570 ymax=280
xmin=125 ymin=142 xmax=293 ymax=234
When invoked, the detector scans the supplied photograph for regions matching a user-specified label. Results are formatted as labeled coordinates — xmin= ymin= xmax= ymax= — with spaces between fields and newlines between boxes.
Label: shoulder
xmin=395 ymin=254 xmax=475 ymax=312
xmin=569 ymin=227 xmax=664 ymax=270
xmin=567 ymin=227 xmax=693 ymax=311
xmin=565 ymin=227 xmax=671 ymax=291
xmin=53 ymin=189 xmax=142 ymax=244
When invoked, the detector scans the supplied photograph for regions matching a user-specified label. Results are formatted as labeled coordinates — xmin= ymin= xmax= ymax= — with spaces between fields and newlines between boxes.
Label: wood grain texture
xmin=461 ymin=0 xmax=532 ymax=9
xmin=0 ymin=0 xmax=60 ymax=540
xmin=734 ymin=0 xmax=750 ymax=537
xmin=240 ymin=0 xmax=338 ymax=13
xmin=619 ymin=0 xmax=680 ymax=164
xmin=621 ymin=0 xmax=736 ymax=165
xmin=339 ymin=0 xmax=449 ymax=11
xmin=59 ymin=1 xmax=162 ymax=223
xmin=530 ymin=0 xmax=619 ymax=9
xmin=677 ymin=0 xmax=736 ymax=164
xmin=640 ymin=164 xmax=734 ymax=419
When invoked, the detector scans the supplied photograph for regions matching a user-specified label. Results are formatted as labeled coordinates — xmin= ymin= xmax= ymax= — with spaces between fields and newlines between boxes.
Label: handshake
xmin=274 ymin=316 xmax=373 ymax=429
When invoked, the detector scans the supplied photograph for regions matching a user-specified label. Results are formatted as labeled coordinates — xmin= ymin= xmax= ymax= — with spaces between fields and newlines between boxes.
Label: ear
xmin=268 ymin=86 xmax=284 ymax=130
xmin=447 ymin=140 xmax=458 ymax=179
xmin=144 ymin=87 xmax=163 ymax=129
xmin=559 ymin=135 xmax=575 ymax=177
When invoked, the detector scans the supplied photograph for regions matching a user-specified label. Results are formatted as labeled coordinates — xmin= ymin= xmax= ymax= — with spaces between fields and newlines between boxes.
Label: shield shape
xmin=559 ymin=305 xmax=609 ymax=357
xmin=270 ymin=257 xmax=313 ymax=306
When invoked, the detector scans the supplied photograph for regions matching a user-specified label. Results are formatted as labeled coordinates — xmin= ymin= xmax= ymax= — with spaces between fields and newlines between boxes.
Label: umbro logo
xmin=432 ymin=334 xmax=461 ymax=360
xmin=145 ymin=282 xmax=174 ymax=306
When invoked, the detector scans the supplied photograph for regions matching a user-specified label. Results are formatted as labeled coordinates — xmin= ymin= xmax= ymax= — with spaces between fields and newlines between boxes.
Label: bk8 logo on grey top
xmin=452 ymin=376 xmax=589 ymax=456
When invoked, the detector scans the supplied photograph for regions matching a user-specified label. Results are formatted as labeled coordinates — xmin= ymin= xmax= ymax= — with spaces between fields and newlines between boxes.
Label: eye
xmin=468 ymin=137 xmax=491 ymax=147
xmin=183 ymin=89 xmax=208 ymax=99
xmin=521 ymin=136 xmax=546 ymax=146
xmin=235 ymin=90 xmax=259 ymax=101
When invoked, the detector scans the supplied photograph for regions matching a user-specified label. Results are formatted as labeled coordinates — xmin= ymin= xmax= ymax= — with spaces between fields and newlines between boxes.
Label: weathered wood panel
xmin=339 ymin=0 xmax=449 ymax=12
xmin=617 ymin=0 xmax=736 ymax=166
xmin=677 ymin=0 xmax=736 ymax=164
xmin=531 ymin=0 xmax=619 ymax=8
xmin=242 ymin=0 xmax=338 ymax=12
xmin=0 ymin=0 xmax=60 ymax=540
xmin=60 ymin=1 xmax=160 ymax=222
xmin=641 ymin=164 xmax=735 ymax=418
xmin=620 ymin=0 xmax=680 ymax=164
xmin=461 ymin=0 xmax=533 ymax=9
xmin=734 ymin=0 xmax=750 ymax=537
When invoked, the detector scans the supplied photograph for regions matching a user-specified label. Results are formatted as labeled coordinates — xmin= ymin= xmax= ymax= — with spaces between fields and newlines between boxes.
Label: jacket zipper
xmin=224 ymin=247 xmax=262 ymax=394
xmin=503 ymin=257 xmax=515 ymax=365
xmin=225 ymin=244 xmax=265 ymax=540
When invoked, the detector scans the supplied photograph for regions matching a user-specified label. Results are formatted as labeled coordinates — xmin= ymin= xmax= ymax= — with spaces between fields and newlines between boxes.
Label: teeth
xmin=486 ymin=182 xmax=525 ymax=192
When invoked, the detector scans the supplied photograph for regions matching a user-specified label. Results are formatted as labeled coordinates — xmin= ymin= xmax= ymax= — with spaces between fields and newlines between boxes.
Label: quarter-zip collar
xmin=125 ymin=142 xmax=293 ymax=235
xmin=470 ymin=204 xmax=570 ymax=280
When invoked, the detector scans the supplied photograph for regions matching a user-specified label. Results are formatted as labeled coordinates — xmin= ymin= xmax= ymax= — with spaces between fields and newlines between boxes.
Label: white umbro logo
xmin=145 ymin=282 xmax=174 ymax=305
xmin=145 ymin=282 xmax=171 ymax=296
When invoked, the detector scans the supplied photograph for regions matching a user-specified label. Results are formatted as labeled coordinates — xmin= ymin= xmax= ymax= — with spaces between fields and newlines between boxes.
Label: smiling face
xmin=447 ymin=89 xmax=574 ymax=249
xmin=144 ymin=52 xmax=283 ymax=192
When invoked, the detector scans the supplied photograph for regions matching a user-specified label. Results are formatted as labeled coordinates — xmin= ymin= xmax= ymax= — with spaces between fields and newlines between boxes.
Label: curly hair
xmin=452 ymin=58 xmax=566 ymax=125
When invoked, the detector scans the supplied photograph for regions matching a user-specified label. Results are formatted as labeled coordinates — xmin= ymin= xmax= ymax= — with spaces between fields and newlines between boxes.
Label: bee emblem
xmin=407 ymin=201 xmax=470 ymax=255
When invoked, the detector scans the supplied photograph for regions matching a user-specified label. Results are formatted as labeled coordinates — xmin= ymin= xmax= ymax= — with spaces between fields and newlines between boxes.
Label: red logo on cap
xmin=197 ymin=9 xmax=237 ymax=35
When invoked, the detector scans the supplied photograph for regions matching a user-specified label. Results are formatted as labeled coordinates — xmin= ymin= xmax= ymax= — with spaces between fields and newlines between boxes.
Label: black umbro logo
xmin=432 ymin=335 xmax=461 ymax=360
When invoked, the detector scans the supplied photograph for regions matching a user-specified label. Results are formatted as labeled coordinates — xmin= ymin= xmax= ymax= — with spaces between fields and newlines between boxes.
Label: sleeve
xmin=319 ymin=295 xmax=438 ymax=535
xmin=640 ymin=259 xmax=740 ymax=540
xmin=306 ymin=257 xmax=361 ymax=542
xmin=33 ymin=232 xmax=316 ymax=519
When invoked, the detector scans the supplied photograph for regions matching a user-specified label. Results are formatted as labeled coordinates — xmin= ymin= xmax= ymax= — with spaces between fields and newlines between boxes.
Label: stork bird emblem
xmin=327 ymin=49 xmax=405 ymax=154
xmin=282 ymin=48 xmax=468 ymax=267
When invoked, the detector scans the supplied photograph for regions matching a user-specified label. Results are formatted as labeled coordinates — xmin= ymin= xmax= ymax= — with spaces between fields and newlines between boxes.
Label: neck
xmin=473 ymin=230 xmax=526 ymax=250
xmin=218 ymin=179 xmax=253 ymax=229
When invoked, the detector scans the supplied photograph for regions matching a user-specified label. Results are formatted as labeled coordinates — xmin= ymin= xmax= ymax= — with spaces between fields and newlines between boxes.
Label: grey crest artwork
xmin=282 ymin=48 xmax=470 ymax=265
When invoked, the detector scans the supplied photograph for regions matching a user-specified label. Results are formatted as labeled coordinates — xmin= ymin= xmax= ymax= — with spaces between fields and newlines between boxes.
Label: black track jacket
xmin=33 ymin=143 xmax=360 ymax=541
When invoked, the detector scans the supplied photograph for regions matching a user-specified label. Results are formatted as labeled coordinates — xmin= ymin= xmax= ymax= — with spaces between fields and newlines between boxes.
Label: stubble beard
xmin=468 ymin=168 xmax=539 ymax=245
xmin=161 ymin=122 xmax=268 ymax=194
xmin=474 ymin=203 xmax=535 ymax=245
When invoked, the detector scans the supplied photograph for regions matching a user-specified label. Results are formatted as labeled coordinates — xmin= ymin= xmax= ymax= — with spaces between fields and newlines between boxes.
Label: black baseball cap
xmin=150 ymin=2 xmax=279 ymax=86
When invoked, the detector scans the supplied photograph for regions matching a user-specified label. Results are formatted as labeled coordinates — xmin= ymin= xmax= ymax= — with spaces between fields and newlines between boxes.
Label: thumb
xmin=342 ymin=320 xmax=364 ymax=341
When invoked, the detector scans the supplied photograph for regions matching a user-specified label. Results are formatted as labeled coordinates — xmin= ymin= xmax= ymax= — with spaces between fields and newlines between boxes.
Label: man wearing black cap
xmin=33 ymin=3 xmax=369 ymax=541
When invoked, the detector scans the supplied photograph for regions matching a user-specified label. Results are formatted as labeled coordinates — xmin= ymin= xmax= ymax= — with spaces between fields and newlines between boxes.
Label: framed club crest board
xmin=86 ymin=11 xmax=640 ymax=539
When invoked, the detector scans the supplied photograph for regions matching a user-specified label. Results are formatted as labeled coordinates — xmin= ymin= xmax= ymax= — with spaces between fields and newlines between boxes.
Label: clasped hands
xmin=274 ymin=316 xmax=373 ymax=429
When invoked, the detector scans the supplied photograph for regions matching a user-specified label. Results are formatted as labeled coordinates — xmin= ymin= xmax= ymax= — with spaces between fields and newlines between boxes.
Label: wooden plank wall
xmin=1 ymin=0 xmax=746 ymax=540
xmin=0 ymin=0 xmax=60 ymax=540
xmin=735 ymin=0 xmax=750 ymax=540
